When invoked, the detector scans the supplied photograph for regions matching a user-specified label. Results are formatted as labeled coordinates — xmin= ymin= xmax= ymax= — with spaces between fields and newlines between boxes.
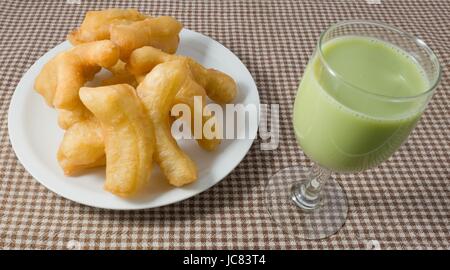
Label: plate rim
xmin=8 ymin=29 xmax=260 ymax=210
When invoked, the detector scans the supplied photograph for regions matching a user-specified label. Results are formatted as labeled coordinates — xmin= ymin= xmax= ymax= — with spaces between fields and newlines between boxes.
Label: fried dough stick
xmin=35 ymin=40 xmax=119 ymax=110
xmin=68 ymin=8 xmax=148 ymax=45
xmin=174 ymin=79 xmax=221 ymax=151
xmin=128 ymin=46 xmax=237 ymax=104
xmin=34 ymin=40 xmax=119 ymax=129
xmin=137 ymin=61 xmax=197 ymax=187
xmin=80 ymin=84 xmax=155 ymax=197
xmin=110 ymin=16 xmax=182 ymax=60
xmin=136 ymin=74 xmax=222 ymax=151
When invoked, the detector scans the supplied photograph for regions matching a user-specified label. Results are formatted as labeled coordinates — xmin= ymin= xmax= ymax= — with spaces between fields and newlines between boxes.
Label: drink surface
xmin=294 ymin=36 xmax=429 ymax=172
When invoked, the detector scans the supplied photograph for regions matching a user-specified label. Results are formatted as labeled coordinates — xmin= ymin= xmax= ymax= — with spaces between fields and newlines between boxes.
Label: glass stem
xmin=291 ymin=163 xmax=332 ymax=210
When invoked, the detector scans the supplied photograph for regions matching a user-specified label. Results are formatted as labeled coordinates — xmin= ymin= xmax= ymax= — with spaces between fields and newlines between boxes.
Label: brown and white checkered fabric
xmin=0 ymin=0 xmax=448 ymax=249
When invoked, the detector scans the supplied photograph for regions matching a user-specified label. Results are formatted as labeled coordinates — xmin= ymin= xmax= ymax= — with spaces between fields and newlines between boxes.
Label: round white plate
xmin=8 ymin=29 xmax=260 ymax=210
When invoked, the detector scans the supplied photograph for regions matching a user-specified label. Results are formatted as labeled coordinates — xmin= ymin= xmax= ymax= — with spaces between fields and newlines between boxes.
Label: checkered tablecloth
xmin=0 ymin=0 xmax=448 ymax=250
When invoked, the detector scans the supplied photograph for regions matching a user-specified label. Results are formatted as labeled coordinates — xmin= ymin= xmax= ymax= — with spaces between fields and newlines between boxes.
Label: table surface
xmin=0 ymin=0 xmax=448 ymax=250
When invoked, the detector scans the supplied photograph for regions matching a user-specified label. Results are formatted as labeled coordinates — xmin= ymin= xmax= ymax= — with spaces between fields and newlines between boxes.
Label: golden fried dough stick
xmin=68 ymin=8 xmax=148 ymax=45
xmin=174 ymin=78 xmax=221 ymax=151
xmin=137 ymin=61 xmax=197 ymax=187
xmin=134 ymin=62 xmax=221 ymax=151
xmin=34 ymin=40 xmax=120 ymax=110
xmin=101 ymin=60 xmax=138 ymax=88
xmin=80 ymin=84 xmax=155 ymax=197
xmin=57 ymin=117 xmax=105 ymax=175
xmin=110 ymin=16 xmax=182 ymax=60
xmin=128 ymin=46 xmax=237 ymax=104
xmin=34 ymin=53 xmax=96 ymax=108
xmin=58 ymin=39 xmax=122 ymax=127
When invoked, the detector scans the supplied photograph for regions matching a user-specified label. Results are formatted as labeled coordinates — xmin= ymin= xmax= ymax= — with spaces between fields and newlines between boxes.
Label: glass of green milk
xmin=265 ymin=21 xmax=441 ymax=240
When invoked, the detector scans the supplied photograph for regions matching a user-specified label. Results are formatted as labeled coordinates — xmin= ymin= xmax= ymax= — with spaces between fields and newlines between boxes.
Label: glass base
xmin=265 ymin=166 xmax=348 ymax=240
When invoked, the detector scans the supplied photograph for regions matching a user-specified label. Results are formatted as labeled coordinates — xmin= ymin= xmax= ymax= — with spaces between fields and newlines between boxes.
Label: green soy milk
xmin=294 ymin=36 xmax=429 ymax=172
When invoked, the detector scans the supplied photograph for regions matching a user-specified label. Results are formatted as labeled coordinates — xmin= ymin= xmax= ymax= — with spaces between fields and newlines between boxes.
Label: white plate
xmin=8 ymin=29 xmax=260 ymax=210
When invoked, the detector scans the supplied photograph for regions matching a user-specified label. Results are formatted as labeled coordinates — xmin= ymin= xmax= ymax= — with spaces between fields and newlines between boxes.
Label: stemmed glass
xmin=265 ymin=21 xmax=441 ymax=240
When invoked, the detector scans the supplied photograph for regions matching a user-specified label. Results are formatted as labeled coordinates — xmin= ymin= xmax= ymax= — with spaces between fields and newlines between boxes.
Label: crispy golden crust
xmin=79 ymin=84 xmax=155 ymax=197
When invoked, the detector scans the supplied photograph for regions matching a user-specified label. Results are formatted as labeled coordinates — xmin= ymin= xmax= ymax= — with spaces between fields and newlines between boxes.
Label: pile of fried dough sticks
xmin=34 ymin=8 xmax=237 ymax=197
